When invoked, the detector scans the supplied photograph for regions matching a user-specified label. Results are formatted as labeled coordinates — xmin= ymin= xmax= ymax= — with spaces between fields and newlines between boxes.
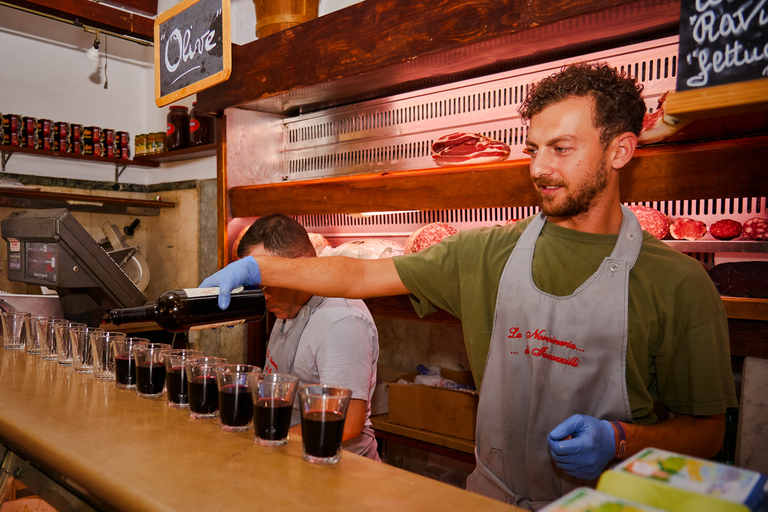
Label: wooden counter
xmin=0 ymin=350 xmax=518 ymax=512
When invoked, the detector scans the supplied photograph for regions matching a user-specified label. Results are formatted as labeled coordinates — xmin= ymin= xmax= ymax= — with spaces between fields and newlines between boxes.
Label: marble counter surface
xmin=0 ymin=349 xmax=518 ymax=512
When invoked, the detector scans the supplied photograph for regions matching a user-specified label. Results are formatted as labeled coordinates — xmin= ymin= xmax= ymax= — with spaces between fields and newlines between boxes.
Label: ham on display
xmin=669 ymin=218 xmax=708 ymax=241
xmin=626 ymin=205 xmax=670 ymax=239
xmin=431 ymin=133 xmax=511 ymax=167
xmin=709 ymin=219 xmax=742 ymax=240
xmin=405 ymin=222 xmax=458 ymax=254
xmin=742 ymin=217 xmax=768 ymax=240
xmin=637 ymin=92 xmax=691 ymax=145
xmin=307 ymin=233 xmax=332 ymax=256
xmin=319 ymin=239 xmax=404 ymax=259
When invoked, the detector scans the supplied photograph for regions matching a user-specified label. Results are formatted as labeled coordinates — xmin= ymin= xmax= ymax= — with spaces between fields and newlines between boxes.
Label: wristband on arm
xmin=609 ymin=420 xmax=627 ymax=458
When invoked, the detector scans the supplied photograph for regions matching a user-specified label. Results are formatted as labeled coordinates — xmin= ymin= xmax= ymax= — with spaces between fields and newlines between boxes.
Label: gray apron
xmin=264 ymin=296 xmax=326 ymax=375
xmin=466 ymin=206 xmax=641 ymax=510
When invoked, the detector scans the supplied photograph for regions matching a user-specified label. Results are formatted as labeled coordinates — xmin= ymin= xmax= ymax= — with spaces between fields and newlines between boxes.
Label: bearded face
xmin=534 ymin=153 xmax=608 ymax=218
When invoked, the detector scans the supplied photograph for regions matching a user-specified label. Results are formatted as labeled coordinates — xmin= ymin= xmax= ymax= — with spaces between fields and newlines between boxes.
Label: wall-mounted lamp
xmin=85 ymin=31 xmax=100 ymax=60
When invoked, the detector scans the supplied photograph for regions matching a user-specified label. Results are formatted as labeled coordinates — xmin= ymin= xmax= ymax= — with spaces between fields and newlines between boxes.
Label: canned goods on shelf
xmin=21 ymin=117 xmax=38 ymax=135
xmin=2 ymin=114 xmax=23 ymax=133
xmin=72 ymin=124 xmax=84 ymax=140
xmin=116 ymin=131 xmax=130 ymax=148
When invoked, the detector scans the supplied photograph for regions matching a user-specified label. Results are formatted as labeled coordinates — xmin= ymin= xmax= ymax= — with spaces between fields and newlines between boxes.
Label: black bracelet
xmin=610 ymin=420 xmax=627 ymax=458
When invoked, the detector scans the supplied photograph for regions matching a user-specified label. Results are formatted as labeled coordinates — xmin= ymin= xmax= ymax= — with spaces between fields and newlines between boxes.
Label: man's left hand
xmin=547 ymin=414 xmax=615 ymax=480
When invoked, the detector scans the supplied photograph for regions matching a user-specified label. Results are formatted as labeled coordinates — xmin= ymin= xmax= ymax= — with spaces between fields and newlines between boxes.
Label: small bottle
xmin=107 ymin=287 xmax=266 ymax=333
xmin=189 ymin=102 xmax=211 ymax=146
xmin=166 ymin=105 xmax=190 ymax=151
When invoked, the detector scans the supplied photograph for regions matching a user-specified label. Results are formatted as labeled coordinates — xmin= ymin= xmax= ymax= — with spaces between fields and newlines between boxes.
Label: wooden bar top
xmin=0 ymin=350 xmax=518 ymax=511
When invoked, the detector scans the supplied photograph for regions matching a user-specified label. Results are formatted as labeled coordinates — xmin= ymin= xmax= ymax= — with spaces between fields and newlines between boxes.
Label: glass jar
xmin=154 ymin=132 xmax=166 ymax=153
xmin=166 ymin=105 xmax=189 ymax=151
xmin=135 ymin=134 xmax=146 ymax=156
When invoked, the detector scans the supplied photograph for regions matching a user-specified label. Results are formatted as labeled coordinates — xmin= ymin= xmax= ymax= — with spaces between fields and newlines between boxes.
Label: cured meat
xmin=742 ymin=217 xmax=768 ymax=240
xmin=431 ymin=132 xmax=510 ymax=167
xmin=404 ymin=222 xmax=458 ymax=254
xmin=505 ymin=218 xmax=520 ymax=225
xmin=319 ymin=239 xmax=404 ymax=259
xmin=669 ymin=218 xmax=707 ymax=241
xmin=709 ymin=219 xmax=742 ymax=240
xmin=626 ymin=205 xmax=670 ymax=239
xmin=637 ymin=92 xmax=691 ymax=144
xmin=708 ymin=262 xmax=768 ymax=298
xmin=307 ymin=233 xmax=331 ymax=256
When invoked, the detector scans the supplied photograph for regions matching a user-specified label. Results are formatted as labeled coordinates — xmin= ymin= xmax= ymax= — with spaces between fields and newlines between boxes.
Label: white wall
xmin=0 ymin=0 xmax=362 ymax=186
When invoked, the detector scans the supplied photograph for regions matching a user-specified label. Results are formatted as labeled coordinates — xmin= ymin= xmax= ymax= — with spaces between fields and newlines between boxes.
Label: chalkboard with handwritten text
xmin=154 ymin=0 xmax=231 ymax=107
xmin=677 ymin=0 xmax=768 ymax=91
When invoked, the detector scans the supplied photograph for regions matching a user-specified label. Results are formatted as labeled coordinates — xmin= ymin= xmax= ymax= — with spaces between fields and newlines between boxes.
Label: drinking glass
xmin=215 ymin=364 xmax=261 ymax=432
xmin=112 ymin=337 xmax=150 ymax=389
xmin=298 ymin=384 xmax=352 ymax=464
xmin=71 ymin=326 xmax=104 ymax=373
xmin=1 ymin=311 xmax=30 ymax=350
xmin=39 ymin=318 xmax=58 ymax=361
xmin=185 ymin=356 xmax=227 ymax=419
xmin=54 ymin=320 xmax=86 ymax=366
xmin=91 ymin=331 xmax=126 ymax=381
xmin=133 ymin=343 xmax=171 ymax=398
xmin=27 ymin=315 xmax=52 ymax=355
xmin=163 ymin=349 xmax=204 ymax=408
xmin=249 ymin=373 xmax=299 ymax=446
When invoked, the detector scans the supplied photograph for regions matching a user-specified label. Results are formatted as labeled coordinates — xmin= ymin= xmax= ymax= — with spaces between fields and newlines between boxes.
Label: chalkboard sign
xmin=154 ymin=0 xmax=231 ymax=107
xmin=677 ymin=0 xmax=768 ymax=91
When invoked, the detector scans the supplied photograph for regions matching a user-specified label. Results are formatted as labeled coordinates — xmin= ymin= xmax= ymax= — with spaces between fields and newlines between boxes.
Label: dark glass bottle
xmin=189 ymin=102 xmax=212 ymax=146
xmin=166 ymin=105 xmax=190 ymax=151
xmin=107 ymin=288 xmax=266 ymax=332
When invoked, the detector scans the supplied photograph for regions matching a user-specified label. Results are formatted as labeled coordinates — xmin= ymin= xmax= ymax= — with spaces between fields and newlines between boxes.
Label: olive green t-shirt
xmin=393 ymin=218 xmax=737 ymax=425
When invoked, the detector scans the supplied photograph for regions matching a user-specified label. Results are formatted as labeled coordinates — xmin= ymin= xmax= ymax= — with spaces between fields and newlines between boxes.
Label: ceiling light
xmin=86 ymin=32 xmax=100 ymax=60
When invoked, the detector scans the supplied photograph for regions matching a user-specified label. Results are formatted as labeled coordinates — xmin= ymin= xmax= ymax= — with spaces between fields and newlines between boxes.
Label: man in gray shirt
xmin=234 ymin=214 xmax=380 ymax=460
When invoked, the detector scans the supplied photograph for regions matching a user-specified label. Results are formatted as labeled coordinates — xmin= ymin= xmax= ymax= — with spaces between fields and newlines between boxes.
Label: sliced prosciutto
xmin=431 ymin=132 xmax=511 ymax=166
xmin=638 ymin=92 xmax=690 ymax=144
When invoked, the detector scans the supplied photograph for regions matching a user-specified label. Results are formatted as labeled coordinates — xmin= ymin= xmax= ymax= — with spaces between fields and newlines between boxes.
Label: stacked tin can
xmin=1 ymin=114 xmax=23 ymax=147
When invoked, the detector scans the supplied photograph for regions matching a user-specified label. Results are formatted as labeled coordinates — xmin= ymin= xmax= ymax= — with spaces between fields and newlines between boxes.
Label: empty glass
xmin=2 ymin=311 xmax=30 ymax=350
xmin=72 ymin=326 xmax=104 ymax=374
xmin=90 ymin=331 xmax=126 ymax=381
xmin=27 ymin=315 xmax=52 ymax=355
xmin=54 ymin=320 xmax=86 ymax=365
xmin=39 ymin=318 xmax=57 ymax=361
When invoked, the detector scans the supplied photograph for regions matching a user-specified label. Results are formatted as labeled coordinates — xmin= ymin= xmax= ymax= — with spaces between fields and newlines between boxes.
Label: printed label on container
xmin=189 ymin=319 xmax=246 ymax=331
xmin=182 ymin=286 xmax=245 ymax=298
xmin=8 ymin=239 xmax=20 ymax=252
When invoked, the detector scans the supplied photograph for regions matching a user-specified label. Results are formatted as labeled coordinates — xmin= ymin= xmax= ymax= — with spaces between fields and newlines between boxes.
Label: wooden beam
xmin=197 ymin=0 xmax=680 ymax=115
xmin=4 ymin=0 xmax=154 ymax=42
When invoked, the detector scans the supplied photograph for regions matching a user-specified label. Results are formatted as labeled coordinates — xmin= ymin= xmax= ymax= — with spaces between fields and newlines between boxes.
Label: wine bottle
xmin=107 ymin=287 xmax=266 ymax=332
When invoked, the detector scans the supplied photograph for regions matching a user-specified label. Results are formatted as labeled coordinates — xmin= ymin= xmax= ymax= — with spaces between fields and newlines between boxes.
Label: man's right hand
xmin=199 ymin=256 xmax=262 ymax=310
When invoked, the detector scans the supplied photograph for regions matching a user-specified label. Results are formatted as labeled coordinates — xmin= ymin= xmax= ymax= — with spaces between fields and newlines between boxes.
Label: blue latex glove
xmin=547 ymin=414 xmax=616 ymax=480
xmin=199 ymin=256 xmax=262 ymax=310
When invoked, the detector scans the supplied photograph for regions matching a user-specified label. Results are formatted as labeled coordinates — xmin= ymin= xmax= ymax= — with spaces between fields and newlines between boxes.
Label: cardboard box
xmin=387 ymin=369 xmax=478 ymax=440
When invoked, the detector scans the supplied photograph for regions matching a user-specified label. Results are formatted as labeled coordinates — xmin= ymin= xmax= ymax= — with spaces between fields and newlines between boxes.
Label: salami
xmin=742 ymin=217 xmax=768 ymax=240
xmin=669 ymin=218 xmax=708 ymax=241
xmin=431 ymin=132 xmax=510 ymax=166
xmin=404 ymin=222 xmax=458 ymax=254
xmin=709 ymin=219 xmax=742 ymax=240
xmin=626 ymin=205 xmax=670 ymax=239
xmin=709 ymin=262 xmax=768 ymax=298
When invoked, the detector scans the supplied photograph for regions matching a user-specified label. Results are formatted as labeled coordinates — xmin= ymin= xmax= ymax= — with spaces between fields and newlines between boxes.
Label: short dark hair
xmin=236 ymin=214 xmax=316 ymax=259
xmin=518 ymin=62 xmax=646 ymax=147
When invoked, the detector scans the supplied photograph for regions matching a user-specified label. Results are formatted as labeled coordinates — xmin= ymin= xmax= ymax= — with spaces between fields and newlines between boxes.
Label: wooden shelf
xmin=132 ymin=143 xmax=217 ymax=164
xmin=229 ymin=135 xmax=768 ymax=217
xmin=0 ymin=144 xmax=158 ymax=169
xmin=0 ymin=187 xmax=175 ymax=216
xmin=665 ymin=78 xmax=768 ymax=121
xmin=371 ymin=414 xmax=476 ymax=456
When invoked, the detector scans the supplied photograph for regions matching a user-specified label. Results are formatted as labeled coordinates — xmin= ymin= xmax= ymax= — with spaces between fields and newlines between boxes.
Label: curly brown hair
xmin=518 ymin=62 xmax=646 ymax=147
